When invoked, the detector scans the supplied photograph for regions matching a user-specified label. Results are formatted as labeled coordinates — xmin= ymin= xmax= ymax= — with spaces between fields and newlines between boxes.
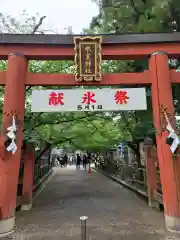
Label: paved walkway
xmin=8 ymin=166 xmax=179 ymax=239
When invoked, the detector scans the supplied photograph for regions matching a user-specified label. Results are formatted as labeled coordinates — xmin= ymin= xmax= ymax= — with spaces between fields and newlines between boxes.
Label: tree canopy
xmin=0 ymin=2 xmax=180 ymax=157
xmin=0 ymin=11 xmax=125 ymax=153
xmin=87 ymin=0 xmax=180 ymax=154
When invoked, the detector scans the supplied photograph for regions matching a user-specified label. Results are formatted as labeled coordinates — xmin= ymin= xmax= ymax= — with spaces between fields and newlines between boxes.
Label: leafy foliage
xmin=87 ymin=0 xmax=180 ymax=158
xmin=0 ymin=11 xmax=124 ymax=153
xmin=1 ymin=2 xmax=180 ymax=157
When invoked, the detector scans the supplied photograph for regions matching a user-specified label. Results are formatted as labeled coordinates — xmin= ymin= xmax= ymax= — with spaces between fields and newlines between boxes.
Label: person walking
xmin=64 ymin=153 xmax=68 ymax=167
xmin=55 ymin=157 xmax=59 ymax=167
xmin=76 ymin=153 xmax=81 ymax=169
xmin=69 ymin=155 xmax=73 ymax=165
xmin=87 ymin=153 xmax=91 ymax=164
xmin=87 ymin=153 xmax=92 ymax=172
xmin=83 ymin=154 xmax=87 ymax=170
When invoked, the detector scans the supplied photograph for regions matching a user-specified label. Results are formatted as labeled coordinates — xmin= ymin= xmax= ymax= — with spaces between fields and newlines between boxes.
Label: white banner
xmin=31 ymin=88 xmax=147 ymax=112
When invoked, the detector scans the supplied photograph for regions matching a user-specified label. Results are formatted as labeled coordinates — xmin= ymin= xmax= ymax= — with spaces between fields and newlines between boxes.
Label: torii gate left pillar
xmin=0 ymin=53 xmax=27 ymax=237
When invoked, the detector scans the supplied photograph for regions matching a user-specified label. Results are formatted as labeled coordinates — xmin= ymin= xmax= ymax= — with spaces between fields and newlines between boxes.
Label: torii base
xmin=21 ymin=203 xmax=32 ymax=211
xmin=0 ymin=216 xmax=15 ymax=238
xmin=165 ymin=216 xmax=180 ymax=233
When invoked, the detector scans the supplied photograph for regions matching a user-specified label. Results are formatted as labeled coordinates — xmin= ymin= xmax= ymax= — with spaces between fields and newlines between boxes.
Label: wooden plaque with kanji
xmin=74 ymin=36 xmax=102 ymax=81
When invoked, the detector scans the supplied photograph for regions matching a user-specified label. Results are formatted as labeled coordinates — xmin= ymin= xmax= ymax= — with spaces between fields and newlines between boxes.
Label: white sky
xmin=0 ymin=0 xmax=99 ymax=34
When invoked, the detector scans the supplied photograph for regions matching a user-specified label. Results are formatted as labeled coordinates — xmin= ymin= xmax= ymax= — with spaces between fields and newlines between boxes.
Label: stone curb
xmin=93 ymin=167 xmax=148 ymax=198
xmin=33 ymin=169 xmax=53 ymax=193
xmin=32 ymin=169 xmax=55 ymax=201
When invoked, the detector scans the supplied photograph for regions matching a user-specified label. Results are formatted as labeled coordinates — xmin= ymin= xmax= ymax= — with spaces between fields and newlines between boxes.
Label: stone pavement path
xmin=7 ymin=166 xmax=179 ymax=239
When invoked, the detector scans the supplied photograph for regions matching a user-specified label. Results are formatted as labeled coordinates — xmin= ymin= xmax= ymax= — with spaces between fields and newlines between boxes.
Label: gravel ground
xmin=4 ymin=165 xmax=179 ymax=240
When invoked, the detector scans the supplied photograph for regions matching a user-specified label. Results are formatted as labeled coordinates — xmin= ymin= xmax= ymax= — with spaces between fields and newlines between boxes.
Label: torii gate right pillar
xmin=150 ymin=52 xmax=180 ymax=233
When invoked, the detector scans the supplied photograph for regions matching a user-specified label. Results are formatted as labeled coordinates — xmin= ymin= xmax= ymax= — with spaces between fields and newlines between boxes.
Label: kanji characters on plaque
xmin=82 ymin=91 xmax=96 ymax=105
xmin=114 ymin=90 xmax=129 ymax=104
xmin=78 ymin=91 xmax=103 ymax=111
xmin=48 ymin=92 xmax=64 ymax=106
xmin=47 ymin=90 xmax=130 ymax=111
xmin=32 ymin=88 xmax=146 ymax=112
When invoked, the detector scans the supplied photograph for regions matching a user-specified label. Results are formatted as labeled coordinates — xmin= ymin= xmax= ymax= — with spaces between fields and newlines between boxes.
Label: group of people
xmin=54 ymin=152 xmax=91 ymax=170
xmin=55 ymin=154 xmax=67 ymax=167
xmin=76 ymin=153 xmax=91 ymax=170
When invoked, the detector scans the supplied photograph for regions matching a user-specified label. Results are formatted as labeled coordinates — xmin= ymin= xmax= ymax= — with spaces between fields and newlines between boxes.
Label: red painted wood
xmin=170 ymin=70 xmax=180 ymax=83
xmin=0 ymin=69 xmax=180 ymax=85
xmin=26 ymin=71 xmax=150 ymax=86
xmin=145 ymin=147 xmax=158 ymax=204
xmin=0 ymin=71 xmax=5 ymax=84
xmin=0 ymin=37 xmax=179 ymax=225
xmin=22 ymin=146 xmax=35 ymax=205
xmin=0 ymin=54 xmax=27 ymax=219
xmin=0 ymin=43 xmax=179 ymax=60
xmin=150 ymin=53 xmax=180 ymax=217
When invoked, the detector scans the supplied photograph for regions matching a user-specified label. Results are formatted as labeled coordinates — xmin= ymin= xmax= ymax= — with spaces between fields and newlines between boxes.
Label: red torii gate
xmin=0 ymin=32 xmax=180 ymax=236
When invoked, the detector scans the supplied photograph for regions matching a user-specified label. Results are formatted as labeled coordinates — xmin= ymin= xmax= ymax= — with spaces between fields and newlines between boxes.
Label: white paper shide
xmin=6 ymin=116 xmax=17 ymax=155
xmin=164 ymin=111 xmax=180 ymax=153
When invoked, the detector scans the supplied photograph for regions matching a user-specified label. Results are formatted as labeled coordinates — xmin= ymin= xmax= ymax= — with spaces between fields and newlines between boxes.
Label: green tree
xmin=0 ymin=10 xmax=125 ymax=155
xmin=88 ymin=0 xmax=180 ymax=163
